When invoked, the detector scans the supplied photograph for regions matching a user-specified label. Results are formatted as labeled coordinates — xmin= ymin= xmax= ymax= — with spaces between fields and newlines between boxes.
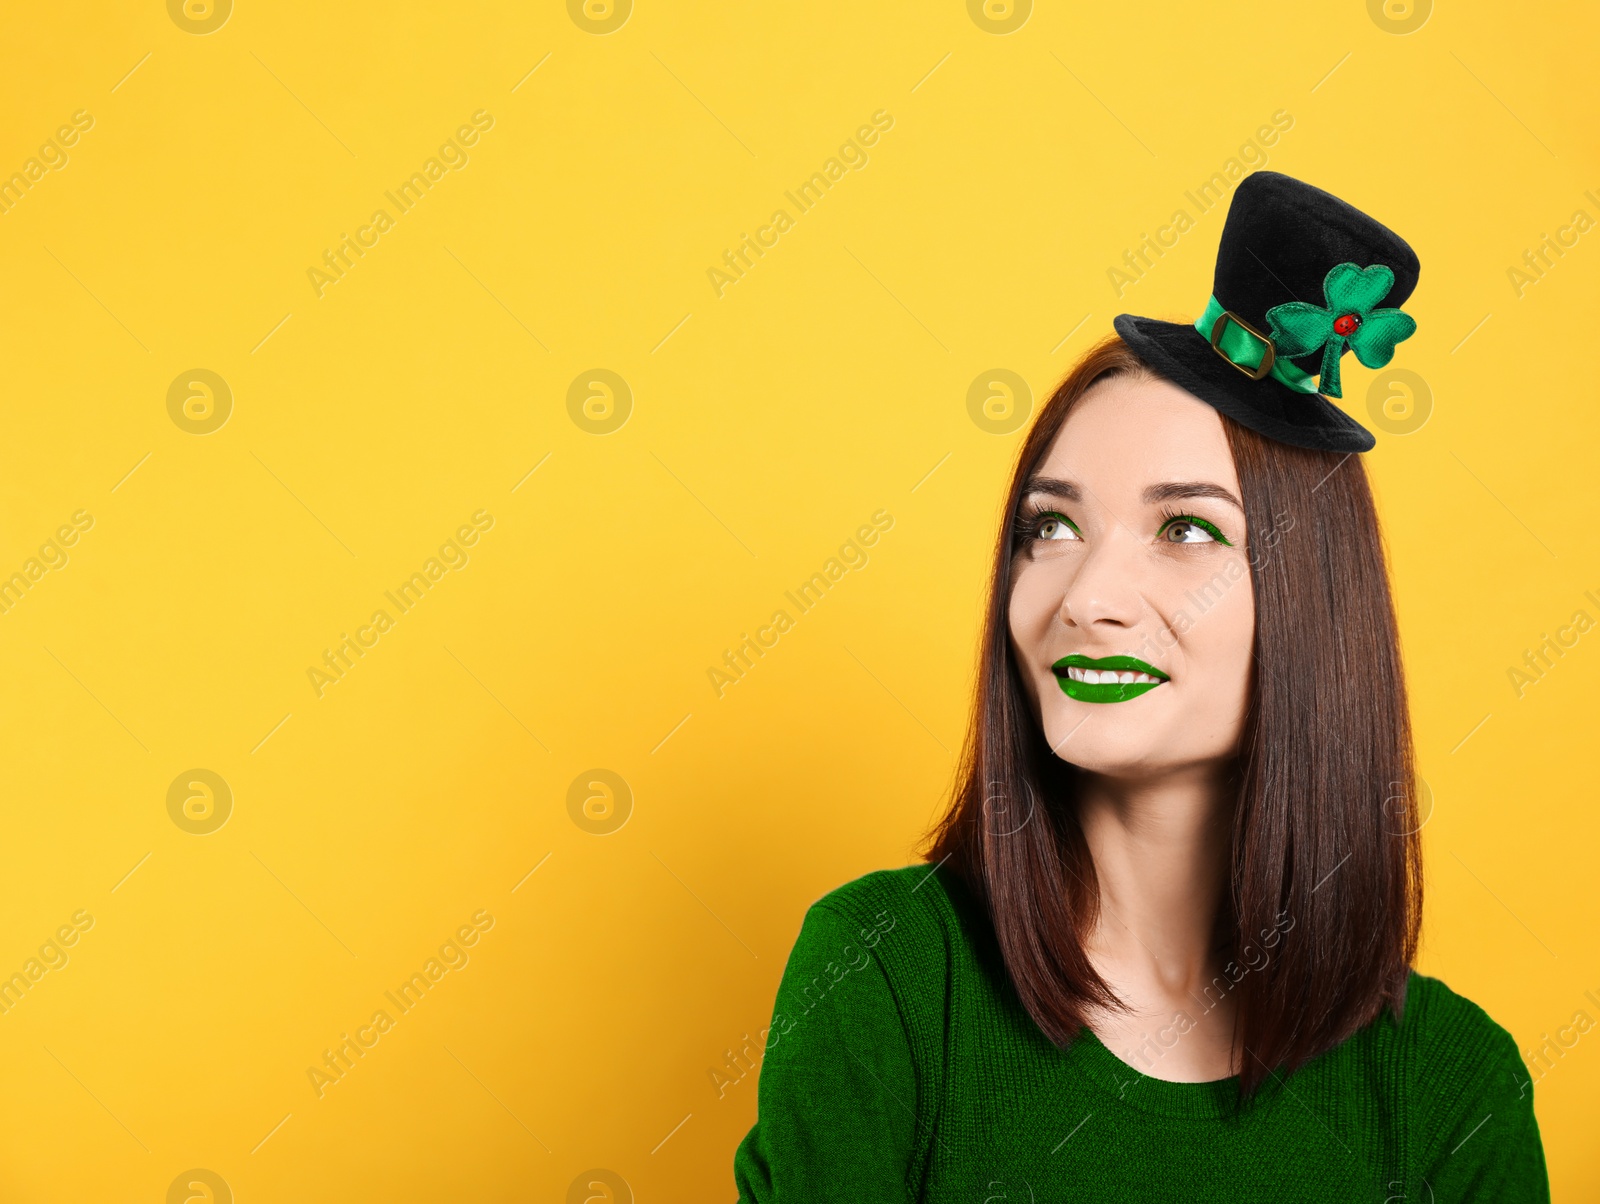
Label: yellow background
xmin=0 ymin=1 xmax=1595 ymax=1199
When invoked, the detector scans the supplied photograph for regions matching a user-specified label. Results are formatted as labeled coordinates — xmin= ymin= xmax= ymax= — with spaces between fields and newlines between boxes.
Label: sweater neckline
xmin=924 ymin=862 xmax=1269 ymax=1120
xmin=1067 ymin=1024 xmax=1257 ymax=1119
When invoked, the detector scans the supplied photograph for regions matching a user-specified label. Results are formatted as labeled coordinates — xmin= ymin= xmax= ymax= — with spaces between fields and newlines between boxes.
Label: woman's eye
xmin=1038 ymin=515 xmax=1081 ymax=541
xmin=1160 ymin=517 xmax=1228 ymax=545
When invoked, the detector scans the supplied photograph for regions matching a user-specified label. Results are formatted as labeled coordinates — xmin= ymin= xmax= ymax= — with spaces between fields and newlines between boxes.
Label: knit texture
xmin=732 ymin=864 xmax=1549 ymax=1202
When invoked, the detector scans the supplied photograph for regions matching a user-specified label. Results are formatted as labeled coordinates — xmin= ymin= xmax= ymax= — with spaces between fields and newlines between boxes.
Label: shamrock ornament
xmin=1263 ymin=263 xmax=1417 ymax=398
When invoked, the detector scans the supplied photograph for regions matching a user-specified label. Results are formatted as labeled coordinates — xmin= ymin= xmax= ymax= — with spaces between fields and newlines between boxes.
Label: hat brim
xmin=1113 ymin=314 xmax=1375 ymax=454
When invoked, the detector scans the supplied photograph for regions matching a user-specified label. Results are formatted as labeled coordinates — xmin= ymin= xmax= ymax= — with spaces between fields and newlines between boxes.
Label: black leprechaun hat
xmin=1114 ymin=171 xmax=1420 ymax=453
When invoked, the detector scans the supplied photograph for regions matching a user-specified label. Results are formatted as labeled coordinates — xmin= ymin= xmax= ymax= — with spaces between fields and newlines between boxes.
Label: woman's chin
xmin=1041 ymin=705 xmax=1185 ymax=778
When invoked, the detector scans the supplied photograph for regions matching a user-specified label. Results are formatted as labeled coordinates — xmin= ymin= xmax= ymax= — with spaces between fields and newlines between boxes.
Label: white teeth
xmin=1063 ymin=665 xmax=1164 ymax=686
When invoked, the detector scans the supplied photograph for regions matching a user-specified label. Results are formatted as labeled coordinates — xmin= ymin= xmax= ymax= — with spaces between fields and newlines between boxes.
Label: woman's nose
xmin=1059 ymin=526 xmax=1145 ymax=631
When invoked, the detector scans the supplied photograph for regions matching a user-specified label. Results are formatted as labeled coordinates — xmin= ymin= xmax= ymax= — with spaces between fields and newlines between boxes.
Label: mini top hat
xmin=1113 ymin=171 xmax=1420 ymax=453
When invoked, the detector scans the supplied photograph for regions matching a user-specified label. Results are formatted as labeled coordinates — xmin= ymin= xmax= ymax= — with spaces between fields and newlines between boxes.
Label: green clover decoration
xmin=1264 ymin=263 xmax=1417 ymax=399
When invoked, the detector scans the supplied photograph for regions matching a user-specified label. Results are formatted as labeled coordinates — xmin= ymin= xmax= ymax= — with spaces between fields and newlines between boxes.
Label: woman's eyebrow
xmin=1020 ymin=475 xmax=1080 ymax=501
xmin=1141 ymin=481 xmax=1244 ymax=512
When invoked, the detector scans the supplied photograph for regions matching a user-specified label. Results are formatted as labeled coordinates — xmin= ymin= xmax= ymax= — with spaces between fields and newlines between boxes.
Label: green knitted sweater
xmin=732 ymin=864 xmax=1549 ymax=1202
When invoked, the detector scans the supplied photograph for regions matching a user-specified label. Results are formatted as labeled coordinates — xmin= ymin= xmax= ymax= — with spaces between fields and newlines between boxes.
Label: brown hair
xmin=920 ymin=334 xmax=1422 ymax=1100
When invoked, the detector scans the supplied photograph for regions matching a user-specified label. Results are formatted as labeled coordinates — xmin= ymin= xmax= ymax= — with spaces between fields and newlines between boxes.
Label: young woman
xmin=732 ymin=173 xmax=1550 ymax=1201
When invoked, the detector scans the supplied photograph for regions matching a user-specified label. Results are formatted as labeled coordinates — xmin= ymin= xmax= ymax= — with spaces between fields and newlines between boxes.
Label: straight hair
xmin=921 ymin=334 xmax=1423 ymax=1100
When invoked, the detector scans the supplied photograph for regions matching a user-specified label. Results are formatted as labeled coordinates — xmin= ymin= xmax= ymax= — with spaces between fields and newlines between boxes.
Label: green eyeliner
xmin=1159 ymin=514 xmax=1232 ymax=546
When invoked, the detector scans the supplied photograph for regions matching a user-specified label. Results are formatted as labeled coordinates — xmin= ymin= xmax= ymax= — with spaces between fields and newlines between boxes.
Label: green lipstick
xmin=1052 ymin=654 xmax=1170 ymax=704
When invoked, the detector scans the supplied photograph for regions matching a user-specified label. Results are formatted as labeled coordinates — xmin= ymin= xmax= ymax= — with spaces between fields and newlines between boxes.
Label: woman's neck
xmin=1076 ymin=761 xmax=1236 ymax=1001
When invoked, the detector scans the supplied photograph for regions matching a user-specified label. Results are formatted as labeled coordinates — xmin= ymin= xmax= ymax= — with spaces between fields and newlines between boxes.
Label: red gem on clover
xmin=1333 ymin=313 xmax=1361 ymax=336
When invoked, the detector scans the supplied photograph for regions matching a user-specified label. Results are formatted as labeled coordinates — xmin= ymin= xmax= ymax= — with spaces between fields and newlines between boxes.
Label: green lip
xmin=1051 ymin=654 xmax=1169 ymax=705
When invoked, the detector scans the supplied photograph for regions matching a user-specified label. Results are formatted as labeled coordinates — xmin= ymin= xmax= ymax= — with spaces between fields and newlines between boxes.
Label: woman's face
xmin=1008 ymin=373 xmax=1256 ymax=779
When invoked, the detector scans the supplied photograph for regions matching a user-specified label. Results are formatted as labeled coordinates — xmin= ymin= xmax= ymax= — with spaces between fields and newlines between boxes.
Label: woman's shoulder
xmin=807 ymin=861 xmax=950 ymax=925
xmin=736 ymin=865 xmax=959 ymax=1201
xmin=1394 ymin=969 xmax=1525 ymax=1079
xmin=795 ymin=862 xmax=990 ymax=1013
xmin=1378 ymin=970 xmax=1547 ymax=1194
xmin=1344 ymin=969 xmax=1528 ymax=1108
xmin=803 ymin=861 xmax=987 ymax=969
